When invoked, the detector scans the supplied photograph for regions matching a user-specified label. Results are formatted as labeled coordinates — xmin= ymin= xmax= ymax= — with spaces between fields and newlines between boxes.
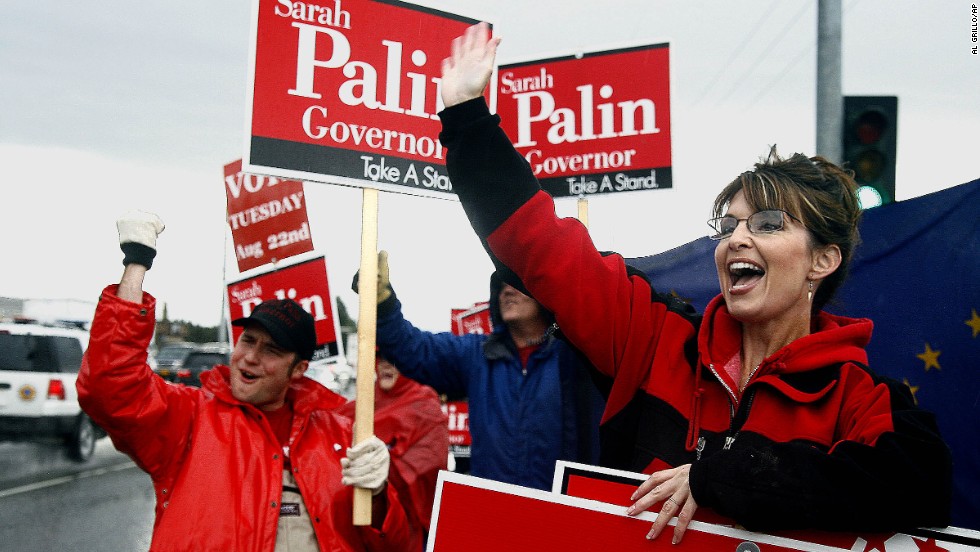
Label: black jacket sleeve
xmin=439 ymin=97 xmax=544 ymax=296
xmin=439 ymin=98 xmax=540 ymax=240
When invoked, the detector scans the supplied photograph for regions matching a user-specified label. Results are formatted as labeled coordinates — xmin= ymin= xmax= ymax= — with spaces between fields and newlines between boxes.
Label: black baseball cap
xmin=232 ymin=299 xmax=317 ymax=361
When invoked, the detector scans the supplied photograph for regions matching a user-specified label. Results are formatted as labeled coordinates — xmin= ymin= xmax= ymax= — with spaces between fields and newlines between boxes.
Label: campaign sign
xmin=450 ymin=301 xmax=492 ymax=336
xmin=226 ymin=256 xmax=342 ymax=361
xmin=244 ymin=0 xmax=485 ymax=197
xmin=440 ymin=399 xmax=470 ymax=453
xmin=551 ymin=460 xmax=731 ymax=526
xmin=497 ymin=43 xmax=672 ymax=198
xmin=224 ymin=159 xmax=314 ymax=272
xmin=427 ymin=471 xmax=853 ymax=552
xmin=552 ymin=461 xmax=980 ymax=552
xmin=444 ymin=303 xmax=486 ymax=463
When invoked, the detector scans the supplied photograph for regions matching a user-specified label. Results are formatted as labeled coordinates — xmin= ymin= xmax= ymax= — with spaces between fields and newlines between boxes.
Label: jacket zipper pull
xmin=724 ymin=390 xmax=755 ymax=451
xmin=695 ymin=436 xmax=706 ymax=461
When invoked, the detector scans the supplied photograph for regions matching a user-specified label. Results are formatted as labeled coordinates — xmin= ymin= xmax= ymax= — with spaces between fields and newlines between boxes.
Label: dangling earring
xmin=807 ymin=280 xmax=814 ymax=302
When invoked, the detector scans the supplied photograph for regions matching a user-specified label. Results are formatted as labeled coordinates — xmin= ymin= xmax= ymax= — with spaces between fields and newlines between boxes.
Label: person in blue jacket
xmin=354 ymin=250 xmax=604 ymax=490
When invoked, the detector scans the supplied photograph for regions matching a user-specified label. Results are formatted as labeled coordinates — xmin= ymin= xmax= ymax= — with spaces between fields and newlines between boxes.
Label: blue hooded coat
xmin=374 ymin=272 xmax=604 ymax=490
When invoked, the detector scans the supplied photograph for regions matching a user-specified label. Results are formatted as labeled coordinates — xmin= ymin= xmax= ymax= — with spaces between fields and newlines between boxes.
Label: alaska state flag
xmin=627 ymin=178 xmax=980 ymax=529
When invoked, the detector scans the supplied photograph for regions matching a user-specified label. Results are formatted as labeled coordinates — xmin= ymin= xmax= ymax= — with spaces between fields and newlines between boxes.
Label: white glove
xmin=117 ymin=210 xmax=165 ymax=248
xmin=116 ymin=210 xmax=165 ymax=268
xmin=340 ymin=435 xmax=390 ymax=496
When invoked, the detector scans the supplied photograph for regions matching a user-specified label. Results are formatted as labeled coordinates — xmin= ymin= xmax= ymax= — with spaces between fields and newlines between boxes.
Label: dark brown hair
xmin=712 ymin=146 xmax=862 ymax=313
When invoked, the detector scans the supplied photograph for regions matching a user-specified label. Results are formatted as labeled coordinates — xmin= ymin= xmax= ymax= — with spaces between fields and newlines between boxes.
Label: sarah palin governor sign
xmin=243 ymin=0 xmax=484 ymax=198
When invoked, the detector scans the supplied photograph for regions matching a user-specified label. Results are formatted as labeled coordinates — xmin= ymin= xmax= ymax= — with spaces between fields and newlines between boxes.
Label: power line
xmin=690 ymin=0 xmax=782 ymax=108
xmin=742 ymin=0 xmax=863 ymax=111
xmin=710 ymin=0 xmax=815 ymax=109
xmin=743 ymin=43 xmax=812 ymax=111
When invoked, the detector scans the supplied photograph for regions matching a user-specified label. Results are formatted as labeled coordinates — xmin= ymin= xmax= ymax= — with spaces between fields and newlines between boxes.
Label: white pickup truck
xmin=0 ymin=321 xmax=106 ymax=461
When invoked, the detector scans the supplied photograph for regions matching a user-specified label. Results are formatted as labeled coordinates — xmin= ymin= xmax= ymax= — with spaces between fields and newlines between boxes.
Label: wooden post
xmin=577 ymin=197 xmax=589 ymax=228
xmin=353 ymin=187 xmax=379 ymax=525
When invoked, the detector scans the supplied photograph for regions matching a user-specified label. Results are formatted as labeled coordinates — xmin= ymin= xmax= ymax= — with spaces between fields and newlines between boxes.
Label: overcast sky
xmin=1 ymin=0 xmax=977 ymax=338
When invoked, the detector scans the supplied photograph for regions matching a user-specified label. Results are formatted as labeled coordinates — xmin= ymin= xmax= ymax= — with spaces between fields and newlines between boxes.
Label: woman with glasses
xmin=436 ymin=23 xmax=952 ymax=544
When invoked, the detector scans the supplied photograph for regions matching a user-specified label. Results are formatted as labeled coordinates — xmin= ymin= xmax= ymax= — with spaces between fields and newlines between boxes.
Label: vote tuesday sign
xmin=244 ymin=0 xmax=484 ymax=198
xmin=496 ymin=43 xmax=672 ymax=198
xmin=224 ymin=159 xmax=314 ymax=272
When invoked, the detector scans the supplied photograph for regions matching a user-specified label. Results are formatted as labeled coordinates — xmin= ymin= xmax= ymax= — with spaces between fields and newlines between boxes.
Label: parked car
xmin=0 ymin=321 xmax=106 ymax=462
xmin=153 ymin=342 xmax=230 ymax=388
xmin=151 ymin=342 xmax=197 ymax=383
xmin=172 ymin=343 xmax=230 ymax=387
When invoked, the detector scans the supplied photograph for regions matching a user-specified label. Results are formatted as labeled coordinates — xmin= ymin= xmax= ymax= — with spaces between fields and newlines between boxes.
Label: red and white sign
xmin=441 ymin=399 xmax=471 ymax=450
xmin=551 ymin=461 xmax=980 ymax=552
xmin=551 ymin=461 xmax=733 ymax=526
xmin=226 ymin=256 xmax=342 ymax=362
xmin=224 ymin=159 xmax=314 ymax=272
xmin=450 ymin=301 xmax=492 ymax=336
xmin=244 ymin=0 xmax=487 ymax=197
xmin=443 ymin=303 xmax=485 ymax=460
xmin=497 ymin=43 xmax=672 ymax=198
xmin=428 ymin=472 xmax=853 ymax=552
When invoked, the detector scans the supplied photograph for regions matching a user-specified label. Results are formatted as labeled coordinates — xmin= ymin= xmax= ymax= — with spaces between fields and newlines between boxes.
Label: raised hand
xmin=440 ymin=22 xmax=501 ymax=108
xmin=116 ymin=210 xmax=165 ymax=269
xmin=376 ymin=250 xmax=392 ymax=304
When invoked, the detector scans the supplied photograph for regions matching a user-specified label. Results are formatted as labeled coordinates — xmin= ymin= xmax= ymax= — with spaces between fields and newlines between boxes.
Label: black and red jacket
xmin=439 ymin=98 xmax=952 ymax=532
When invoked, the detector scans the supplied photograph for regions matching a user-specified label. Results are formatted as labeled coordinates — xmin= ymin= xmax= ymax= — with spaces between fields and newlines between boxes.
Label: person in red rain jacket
xmin=77 ymin=211 xmax=411 ymax=552
xmin=339 ymin=351 xmax=449 ymax=551
xmin=434 ymin=23 xmax=952 ymax=545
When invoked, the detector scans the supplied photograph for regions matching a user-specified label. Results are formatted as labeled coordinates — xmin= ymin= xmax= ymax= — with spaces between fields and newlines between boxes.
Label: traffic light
xmin=842 ymin=96 xmax=897 ymax=208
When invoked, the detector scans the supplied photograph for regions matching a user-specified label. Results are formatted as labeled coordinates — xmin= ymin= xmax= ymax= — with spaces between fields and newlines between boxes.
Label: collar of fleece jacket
xmin=697 ymin=294 xmax=872 ymax=382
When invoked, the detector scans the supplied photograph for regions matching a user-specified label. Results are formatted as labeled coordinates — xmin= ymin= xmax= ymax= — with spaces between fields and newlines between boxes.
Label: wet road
xmin=0 ymin=439 xmax=154 ymax=551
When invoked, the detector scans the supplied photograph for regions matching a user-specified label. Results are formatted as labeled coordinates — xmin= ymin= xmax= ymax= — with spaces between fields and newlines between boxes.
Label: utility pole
xmin=816 ymin=0 xmax=842 ymax=163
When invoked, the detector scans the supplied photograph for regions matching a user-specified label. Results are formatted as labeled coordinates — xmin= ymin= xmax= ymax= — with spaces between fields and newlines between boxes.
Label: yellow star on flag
xmin=966 ymin=308 xmax=980 ymax=338
xmin=902 ymin=378 xmax=920 ymax=405
xmin=669 ymin=290 xmax=693 ymax=304
xmin=916 ymin=343 xmax=942 ymax=372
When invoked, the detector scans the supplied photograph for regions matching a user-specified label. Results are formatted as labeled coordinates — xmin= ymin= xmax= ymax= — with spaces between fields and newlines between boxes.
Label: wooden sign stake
xmin=353 ymin=187 xmax=379 ymax=526
xmin=577 ymin=196 xmax=590 ymax=228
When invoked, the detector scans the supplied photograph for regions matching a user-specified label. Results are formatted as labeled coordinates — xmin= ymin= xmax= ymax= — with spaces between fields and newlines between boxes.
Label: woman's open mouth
xmin=729 ymin=261 xmax=765 ymax=292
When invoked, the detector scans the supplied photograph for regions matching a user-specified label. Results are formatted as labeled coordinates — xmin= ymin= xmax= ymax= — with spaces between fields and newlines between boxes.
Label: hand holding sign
xmin=440 ymin=22 xmax=501 ymax=108
xmin=376 ymin=251 xmax=392 ymax=304
xmin=350 ymin=250 xmax=393 ymax=305
xmin=341 ymin=435 xmax=391 ymax=496
xmin=626 ymin=464 xmax=699 ymax=544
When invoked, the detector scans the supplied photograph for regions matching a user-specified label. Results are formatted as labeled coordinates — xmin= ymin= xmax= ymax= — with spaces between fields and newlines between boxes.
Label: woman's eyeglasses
xmin=707 ymin=210 xmax=804 ymax=240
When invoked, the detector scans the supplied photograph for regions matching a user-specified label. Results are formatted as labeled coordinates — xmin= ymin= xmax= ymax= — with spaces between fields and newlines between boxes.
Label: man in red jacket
xmin=77 ymin=211 xmax=411 ymax=551
xmin=339 ymin=352 xmax=448 ymax=552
